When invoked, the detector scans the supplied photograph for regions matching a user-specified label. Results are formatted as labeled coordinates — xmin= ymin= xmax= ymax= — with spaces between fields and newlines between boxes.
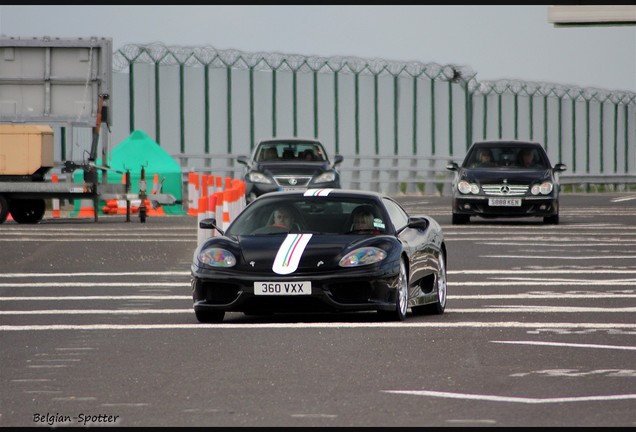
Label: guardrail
xmin=172 ymin=153 xmax=636 ymax=197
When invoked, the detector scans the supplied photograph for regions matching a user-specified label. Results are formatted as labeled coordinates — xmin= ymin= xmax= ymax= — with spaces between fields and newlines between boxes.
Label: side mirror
xmin=333 ymin=155 xmax=344 ymax=166
xmin=446 ymin=162 xmax=459 ymax=172
xmin=407 ymin=216 xmax=429 ymax=230
xmin=199 ymin=217 xmax=224 ymax=236
xmin=236 ymin=155 xmax=249 ymax=166
xmin=554 ymin=163 xmax=567 ymax=172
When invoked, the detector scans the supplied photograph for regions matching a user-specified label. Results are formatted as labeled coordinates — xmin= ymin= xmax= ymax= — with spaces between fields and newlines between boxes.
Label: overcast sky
xmin=1 ymin=5 xmax=634 ymax=92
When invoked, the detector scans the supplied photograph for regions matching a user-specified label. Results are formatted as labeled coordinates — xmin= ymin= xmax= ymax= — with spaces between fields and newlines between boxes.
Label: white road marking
xmin=2 ymin=322 xmax=636 ymax=331
xmin=611 ymin=195 xmax=636 ymax=202
xmin=2 ymin=293 xmax=636 ymax=301
xmin=1 ymin=269 xmax=633 ymax=278
xmin=2 ymin=306 xmax=636 ymax=315
xmin=0 ymin=282 xmax=186 ymax=287
xmin=0 ymin=271 xmax=188 ymax=277
xmin=483 ymin=255 xmax=636 ymax=259
xmin=450 ymin=269 xmax=636 ymax=274
xmin=381 ymin=390 xmax=636 ymax=404
xmin=492 ymin=340 xmax=636 ymax=351
xmin=1 ymin=279 xmax=635 ymax=288
xmin=451 ymin=281 xmax=636 ymax=285
xmin=0 ymin=238 xmax=194 ymax=242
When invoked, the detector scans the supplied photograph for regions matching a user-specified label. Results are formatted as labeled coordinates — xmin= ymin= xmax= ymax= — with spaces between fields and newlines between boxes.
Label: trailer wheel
xmin=0 ymin=196 xmax=8 ymax=223
xmin=9 ymin=198 xmax=46 ymax=224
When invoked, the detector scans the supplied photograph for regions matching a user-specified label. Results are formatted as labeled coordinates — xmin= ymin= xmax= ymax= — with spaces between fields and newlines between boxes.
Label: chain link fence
xmin=61 ymin=43 xmax=635 ymax=194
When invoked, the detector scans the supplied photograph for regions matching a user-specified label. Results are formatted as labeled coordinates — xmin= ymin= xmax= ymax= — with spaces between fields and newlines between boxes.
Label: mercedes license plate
xmin=254 ymin=281 xmax=311 ymax=295
xmin=488 ymin=198 xmax=522 ymax=207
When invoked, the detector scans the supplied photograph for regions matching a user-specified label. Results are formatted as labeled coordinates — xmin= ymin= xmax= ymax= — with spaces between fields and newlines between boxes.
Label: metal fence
xmin=57 ymin=43 xmax=635 ymax=194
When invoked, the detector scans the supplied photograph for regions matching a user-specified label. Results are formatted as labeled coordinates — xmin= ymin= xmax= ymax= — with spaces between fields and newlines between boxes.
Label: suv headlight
xmin=314 ymin=171 xmax=336 ymax=183
xmin=247 ymin=172 xmax=273 ymax=184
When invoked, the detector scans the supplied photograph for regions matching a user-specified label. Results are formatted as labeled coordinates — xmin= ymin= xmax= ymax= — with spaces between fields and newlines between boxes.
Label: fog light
xmin=539 ymin=204 xmax=547 ymax=210
xmin=463 ymin=203 xmax=471 ymax=210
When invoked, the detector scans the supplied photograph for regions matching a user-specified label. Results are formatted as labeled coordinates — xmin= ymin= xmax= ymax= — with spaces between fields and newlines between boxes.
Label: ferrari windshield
xmin=226 ymin=196 xmax=389 ymax=236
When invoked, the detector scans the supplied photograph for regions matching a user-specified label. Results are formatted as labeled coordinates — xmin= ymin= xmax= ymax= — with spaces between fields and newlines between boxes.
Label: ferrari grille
xmin=481 ymin=184 xmax=528 ymax=196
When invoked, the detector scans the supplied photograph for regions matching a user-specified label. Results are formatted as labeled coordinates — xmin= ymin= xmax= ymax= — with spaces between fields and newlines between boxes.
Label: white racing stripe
xmin=272 ymin=233 xmax=313 ymax=275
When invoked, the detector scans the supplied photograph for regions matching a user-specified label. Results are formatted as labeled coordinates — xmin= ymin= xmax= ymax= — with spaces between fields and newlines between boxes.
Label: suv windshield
xmin=255 ymin=142 xmax=327 ymax=162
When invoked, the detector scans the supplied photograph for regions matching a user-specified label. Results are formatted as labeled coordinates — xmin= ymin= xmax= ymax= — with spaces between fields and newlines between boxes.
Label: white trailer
xmin=0 ymin=36 xmax=174 ymax=223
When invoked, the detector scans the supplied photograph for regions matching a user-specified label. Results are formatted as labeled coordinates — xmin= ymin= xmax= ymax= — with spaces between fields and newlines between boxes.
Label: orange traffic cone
xmin=75 ymin=199 xmax=95 ymax=218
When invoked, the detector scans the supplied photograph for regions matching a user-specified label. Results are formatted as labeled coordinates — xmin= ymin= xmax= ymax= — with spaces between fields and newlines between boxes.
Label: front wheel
xmin=452 ymin=213 xmax=470 ymax=225
xmin=195 ymin=309 xmax=225 ymax=323
xmin=378 ymin=258 xmax=408 ymax=321
xmin=9 ymin=198 xmax=46 ymax=224
xmin=544 ymin=213 xmax=559 ymax=224
xmin=0 ymin=195 xmax=8 ymax=223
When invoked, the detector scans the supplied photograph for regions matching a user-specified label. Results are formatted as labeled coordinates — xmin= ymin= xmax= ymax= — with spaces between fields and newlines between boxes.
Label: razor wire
xmin=114 ymin=43 xmax=634 ymax=104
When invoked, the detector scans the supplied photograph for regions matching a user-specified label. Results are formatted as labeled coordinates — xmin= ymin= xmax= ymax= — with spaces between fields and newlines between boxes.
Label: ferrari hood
xmin=236 ymin=234 xmax=358 ymax=272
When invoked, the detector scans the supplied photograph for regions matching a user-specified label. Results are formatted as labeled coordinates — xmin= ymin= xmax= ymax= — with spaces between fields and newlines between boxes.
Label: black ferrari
xmin=446 ymin=140 xmax=567 ymax=224
xmin=191 ymin=189 xmax=447 ymax=323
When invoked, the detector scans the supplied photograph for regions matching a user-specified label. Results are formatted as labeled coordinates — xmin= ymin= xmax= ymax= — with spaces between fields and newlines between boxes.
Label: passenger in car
xmin=350 ymin=206 xmax=380 ymax=233
xmin=302 ymin=149 xmax=316 ymax=160
xmin=263 ymin=147 xmax=278 ymax=161
xmin=477 ymin=149 xmax=496 ymax=167
xmin=519 ymin=149 xmax=539 ymax=168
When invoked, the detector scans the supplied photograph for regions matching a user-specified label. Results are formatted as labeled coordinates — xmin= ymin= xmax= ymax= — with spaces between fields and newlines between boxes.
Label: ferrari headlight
xmin=458 ymin=180 xmax=479 ymax=194
xmin=198 ymin=247 xmax=237 ymax=267
xmin=247 ymin=172 xmax=273 ymax=184
xmin=531 ymin=181 xmax=553 ymax=195
xmin=314 ymin=171 xmax=336 ymax=183
xmin=339 ymin=247 xmax=387 ymax=267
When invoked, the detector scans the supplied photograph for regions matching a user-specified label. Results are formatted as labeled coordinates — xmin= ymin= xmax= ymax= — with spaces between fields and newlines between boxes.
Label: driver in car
xmin=271 ymin=206 xmax=294 ymax=229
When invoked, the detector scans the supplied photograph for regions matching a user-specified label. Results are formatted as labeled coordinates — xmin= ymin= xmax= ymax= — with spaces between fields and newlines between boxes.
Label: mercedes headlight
xmin=531 ymin=181 xmax=553 ymax=195
xmin=458 ymin=180 xmax=480 ymax=194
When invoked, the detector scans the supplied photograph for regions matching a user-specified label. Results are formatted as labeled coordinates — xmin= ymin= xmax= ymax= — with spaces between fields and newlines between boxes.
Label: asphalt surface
xmin=1 ymin=192 xmax=635 ymax=427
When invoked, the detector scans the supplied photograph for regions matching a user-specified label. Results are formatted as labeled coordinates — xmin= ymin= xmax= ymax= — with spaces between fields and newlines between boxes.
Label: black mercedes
xmin=446 ymin=140 xmax=567 ymax=224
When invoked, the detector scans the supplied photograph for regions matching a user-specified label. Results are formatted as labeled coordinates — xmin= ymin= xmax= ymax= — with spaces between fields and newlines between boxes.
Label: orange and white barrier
xmin=51 ymin=174 xmax=60 ymax=218
xmin=187 ymin=172 xmax=199 ymax=216
xmin=191 ymin=174 xmax=246 ymax=240
xmin=151 ymin=173 xmax=162 ymax=195
xmin=196 ymin=195 xmax=209 ymax=245
xmin=101 ymin=198 xmax=166 ymax=217
xmin=214 ymin=191 xmax=224 ymax=227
